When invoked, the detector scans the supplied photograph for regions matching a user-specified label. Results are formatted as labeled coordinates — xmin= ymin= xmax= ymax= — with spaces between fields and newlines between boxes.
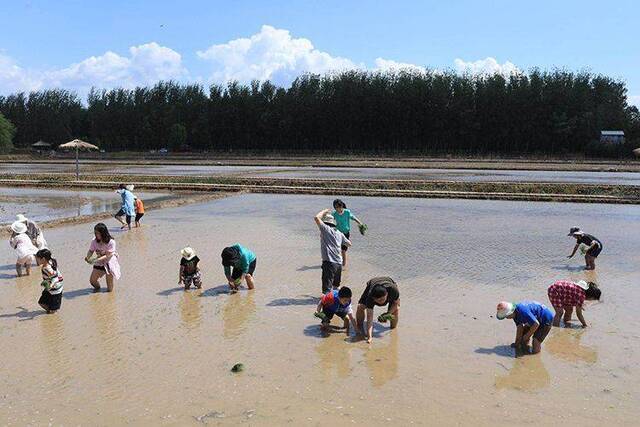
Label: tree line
xmin=1 ymin=69 xmax=639 ymax=156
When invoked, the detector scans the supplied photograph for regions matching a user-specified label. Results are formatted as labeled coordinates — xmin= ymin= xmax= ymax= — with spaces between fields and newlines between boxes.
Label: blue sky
xmin=1 ymin=0 xmax=638 ymax=105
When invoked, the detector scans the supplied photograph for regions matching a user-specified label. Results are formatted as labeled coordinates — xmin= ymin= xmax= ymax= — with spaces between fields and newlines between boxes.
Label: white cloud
xmin=454 ymin=57 xmax=520 ymax=77
xmin=374 ymin=58 xmax=426 ymax=73
xmin=0 ymin=53 xmax=42 ymax=93
xmin=629 ymin=95 xmax=640 ymax=108
xmin=197 ymin=25 xmax=359 ymax=86
xmin=0 ymin=43 xmax=186 ymax=97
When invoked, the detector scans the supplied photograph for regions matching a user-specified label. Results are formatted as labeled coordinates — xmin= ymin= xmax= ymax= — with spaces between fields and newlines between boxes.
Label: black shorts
xmin=39 ymin=290 xmax=62 ymax=311
xmin=321 ymin=307 xmax=347 ymax=323
xmin=587 ymin=244 xmax=602 ymax=258
xmin=93 ymin=265 xmax=106 ymax=272
xmin=135 ymin=213 xmax=144 ymax=222
xmin=231 ymin=259 xmax=257 ymax=280
xmin=115 ymin=208 xmax=125 ymax=217
xmin=342 ymin=232 xmax=350 ymax=251
xmin=321 ymin=261 xmax=342 ymax=293
xmin=525 ymin=324 xmax=552 ymax=343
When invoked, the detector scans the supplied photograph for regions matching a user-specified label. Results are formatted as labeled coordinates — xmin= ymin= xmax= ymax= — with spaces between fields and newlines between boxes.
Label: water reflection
xmin=546 ymin=329 xmax=597 ymax=364
xmin=222 ymin=292 xmax=256 ymax=339
xmin=315 ymin=335 xmax=353 ymax=380
xmin=495 ymin=354 xmax=550 ymax=391
xmin=363 ymin=331 xmax=399 ymax=388
xmin=180 ymin=290 xmax=203 ymax=329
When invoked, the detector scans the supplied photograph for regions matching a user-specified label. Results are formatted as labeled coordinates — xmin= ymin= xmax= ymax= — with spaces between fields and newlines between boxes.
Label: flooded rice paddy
xmin=0 ymin=187 xmax=171 ymax=225
xmin=0 ymin=193 xmax=638 ymax=425
xmin=2 ymin=162 xmax=640 ymax=185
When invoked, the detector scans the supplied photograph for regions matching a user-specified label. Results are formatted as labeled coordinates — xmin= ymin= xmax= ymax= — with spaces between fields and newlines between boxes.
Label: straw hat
xmin=496 ymin=301 xmax=515 ymax=320
xmin=576 ymin=280 xmax=590 ymax=290
xmin=16 ymin=214 xmax=28 ymax=223
xmin=322 ymin=213 xmax=336 ymax=226
xmin=11 ymin=221 xmax=27 ymax=234
xmin=568 ymin=226 xmax=583 ymax=236
xmin=181 ymin=247 xmax=196 ymax=260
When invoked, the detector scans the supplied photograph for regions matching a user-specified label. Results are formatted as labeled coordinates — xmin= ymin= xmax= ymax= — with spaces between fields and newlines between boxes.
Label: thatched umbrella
xmin=58 ymin=139 xmax=99 ymax=180
xmin=633 ymin=148 xmax=640 ymax=158
xmin=32 ymin=140 xmax=51 ymax=149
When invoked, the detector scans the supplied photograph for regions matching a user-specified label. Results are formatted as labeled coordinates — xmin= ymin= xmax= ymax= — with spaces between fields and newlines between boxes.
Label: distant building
xmin=600 ymin=130 xmax=625 ymax=144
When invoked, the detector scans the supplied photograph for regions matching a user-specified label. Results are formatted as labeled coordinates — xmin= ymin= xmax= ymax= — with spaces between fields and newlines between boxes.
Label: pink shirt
xmin=89 ymin=238 xmax=121 ymax=280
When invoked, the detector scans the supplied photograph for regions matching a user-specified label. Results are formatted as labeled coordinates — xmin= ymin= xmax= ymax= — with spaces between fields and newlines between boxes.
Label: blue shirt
xmin=321 ymin=290 xmax=352 ymax=316
xmin=333 ymin=209 xmax=355 ymax=234
xmin=118 ymin=189 xmax=136 ymax=216
xmin=513 ymin=301 xmax=553 ymax=327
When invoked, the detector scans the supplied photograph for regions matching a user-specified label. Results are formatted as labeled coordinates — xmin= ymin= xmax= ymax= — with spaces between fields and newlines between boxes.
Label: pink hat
xmin=496 ymin=301 xmax=515 ymax=320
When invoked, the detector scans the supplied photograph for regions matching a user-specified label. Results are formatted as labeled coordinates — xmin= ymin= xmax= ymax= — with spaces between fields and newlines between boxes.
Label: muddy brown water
xmin=0 ymin=187 xmax=171 ymax=225
xmin=0 ymin=194 xmax=638 ymax=425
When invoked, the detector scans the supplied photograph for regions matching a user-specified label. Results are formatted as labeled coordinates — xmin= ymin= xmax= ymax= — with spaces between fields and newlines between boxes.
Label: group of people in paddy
xmin=8 ymin=196 xmax=604 ymax=352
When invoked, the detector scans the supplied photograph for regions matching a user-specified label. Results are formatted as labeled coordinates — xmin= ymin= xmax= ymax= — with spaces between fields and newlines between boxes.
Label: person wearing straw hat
xmin=9 ymin=221 xmax=38 ymax=276
xmin=16 ymin=214 xmax=47 ymax=249
xmin=314 ymin=208 xmax=351 ymax=294
xmin=547 ymin=279 xmax=601 ymax=328
xmin=179 ymin=247 xmax=202 ymax=290
xmin=567 ymin=226 xmax=603 ymax=270
xmin=496 ymin=300 xmax=553 ymax=355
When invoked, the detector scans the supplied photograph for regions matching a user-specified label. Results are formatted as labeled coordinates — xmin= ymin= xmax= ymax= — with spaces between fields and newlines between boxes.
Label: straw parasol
xmin=32 ymin=140 xmax=51 ymax=148
xmin=633 ymin=148 xmax=640 ymax=158
xmin=58 ymin=139 xmax=99 ymax=180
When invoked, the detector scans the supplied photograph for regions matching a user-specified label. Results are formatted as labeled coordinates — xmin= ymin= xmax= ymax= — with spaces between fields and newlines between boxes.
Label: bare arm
xmin=366 ymin=308 xmax=374 ymax=342
xmin=514 ymin=324 xmax=524 ymax=346
xmin=178 ymin=265 xmax=185 ymax=283
xmin=84 ymin=250 xmax=95 ymax=262
xmin=576 ymin=306 xmax=587 ymax=327
xmin=387 ymin=300 xmax=399 ymax=316
xmin=347 ymin=312 xmax=356 ymax=335
xmin=350 ymin=214 xmax=363 ymax=226
xmin=316 ymin=300 xmax=324 ymax=313
xmin=314 ymin=208 xmax=331 ymax=228
xmin=568 ymin=243 xmax=579 ymax=258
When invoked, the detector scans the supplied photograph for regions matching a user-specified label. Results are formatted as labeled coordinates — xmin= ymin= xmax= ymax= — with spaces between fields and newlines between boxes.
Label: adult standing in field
xmin=115 ymin=184 xmax=135 ymax=231
xmin=85 ymin=223 xmax=121 ymax=292
xmin=314 ymin=208 xmax=351 ymax=294
xmin=16 ymin=214 xmax=47 ymax=249
xmin=547 ymin=279 xmax=601 ymax=327
xmin=221 ymin=244 xmax=257 ymax=292
xmin=356 ymin=277 xmax=400 ymax=343
xmin=567 ymin=227 xmax=603 ymax=270
xmin=332 ymin=199 xmax=366 ymax=267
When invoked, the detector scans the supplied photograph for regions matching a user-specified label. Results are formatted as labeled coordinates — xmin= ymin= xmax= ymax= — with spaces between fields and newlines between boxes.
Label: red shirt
xmin=547 ymin=280 xmax=585 ymax=308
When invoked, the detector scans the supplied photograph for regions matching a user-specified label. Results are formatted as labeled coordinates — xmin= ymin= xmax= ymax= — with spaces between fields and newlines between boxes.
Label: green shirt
xmin=223 ymin=244 xmax=257 ymax=276
xmin=332 ymin=209 xmax=355 ymax=234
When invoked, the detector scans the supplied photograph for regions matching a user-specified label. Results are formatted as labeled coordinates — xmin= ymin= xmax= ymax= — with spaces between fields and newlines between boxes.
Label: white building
xmin=600 ymin=130 xmax=625 ymax=144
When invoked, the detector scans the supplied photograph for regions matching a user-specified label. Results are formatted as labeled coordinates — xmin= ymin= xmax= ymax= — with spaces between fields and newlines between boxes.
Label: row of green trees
xmin=0 ymin=69 xmax=638 ymax=155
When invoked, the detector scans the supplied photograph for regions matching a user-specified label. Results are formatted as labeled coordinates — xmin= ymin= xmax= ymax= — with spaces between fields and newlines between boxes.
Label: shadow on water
xmin=63 ymin=288 xmax=98 ymax=300
xmin=0 ymin=306 xmax=47 ymax=321
xmin=0 ymin=264 xmax=16 ymax=271
xmin=200 ymin=285 xmax=232 ymax=297
xmin=297 ymin=265 xmax=322 ymax=271
xmin=267 ymin=295 xmax=318 ymax=307
xmin=157 ymin=286 xmax=184 ymax=297
xmin=475 ymin=344 xmax=514 ymax=358
xmin=0 ymin=273 xmax=17 ymax=279
xmin=304 ymin=323 xmax=347 ymax=338
xmin=552 ymin=264 xmax=585 ymax=272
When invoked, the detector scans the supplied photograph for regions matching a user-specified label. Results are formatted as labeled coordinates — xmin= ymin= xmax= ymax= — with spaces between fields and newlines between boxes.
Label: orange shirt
xmin=135 ymin=199 xmax=145 ymax=213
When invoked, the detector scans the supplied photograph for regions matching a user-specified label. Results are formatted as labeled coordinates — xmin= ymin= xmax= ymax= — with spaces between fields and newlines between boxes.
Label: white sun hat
xmin=16 ymin=214 xmax=28 ymax=223
xmin=568 ymin=226 xmax=583 ymax=236
xmin=576 ymin=280 xmax=589 ymax=290
xmin=496 ymin=301 xmax=516 ymax=320
xmin=11 ymin=221 xmax=27 ymax=234
xmin=125 ymin=184 xmax=135 ymax=191
xmin=322 ymin=213 xmax=336 ymax=226
xmin=181 ymin=247 xmax=196 ymax=260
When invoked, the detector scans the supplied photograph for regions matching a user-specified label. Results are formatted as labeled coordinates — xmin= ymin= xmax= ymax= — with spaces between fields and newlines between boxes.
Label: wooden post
xmin=75 ymin=146 xmax=79 ymax=180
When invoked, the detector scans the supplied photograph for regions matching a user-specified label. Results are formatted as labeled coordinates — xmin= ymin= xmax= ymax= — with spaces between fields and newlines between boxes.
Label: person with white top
xmin=16 ymin=214 xmax=47 ymax=249
xmin=9 ymin=221 xmax=38 ymax=276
